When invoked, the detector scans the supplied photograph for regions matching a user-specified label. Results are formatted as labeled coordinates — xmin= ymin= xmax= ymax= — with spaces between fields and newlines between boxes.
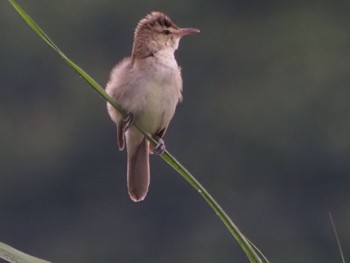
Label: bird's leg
xmin=121 ymin=113 xmax=135 ymax=132
xmin=117 ymin=113 xmax=135 ymax=150
xmin=152 ymin=136 xmax=166 ymax=155
xmin=150 ymin=128 xmax=167 ymax=155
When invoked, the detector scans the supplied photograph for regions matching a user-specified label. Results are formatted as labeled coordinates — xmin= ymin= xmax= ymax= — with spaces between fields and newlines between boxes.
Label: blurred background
xmin=1 ymin=0 xmax=350 ymax=262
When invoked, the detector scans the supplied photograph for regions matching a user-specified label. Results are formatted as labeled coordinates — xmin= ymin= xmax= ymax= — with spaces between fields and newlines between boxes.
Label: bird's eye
xmin=162 ymin=29 xmax=171 ymax=35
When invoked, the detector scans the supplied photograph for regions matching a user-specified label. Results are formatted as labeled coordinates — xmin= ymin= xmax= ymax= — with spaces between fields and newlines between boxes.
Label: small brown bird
xmin=106 ymin=12 xmax=199 ymax=202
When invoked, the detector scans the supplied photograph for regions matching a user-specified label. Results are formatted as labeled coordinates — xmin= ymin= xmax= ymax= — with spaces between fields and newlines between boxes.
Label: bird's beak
xmin=177 ymin=28 xmax=200 ymax=37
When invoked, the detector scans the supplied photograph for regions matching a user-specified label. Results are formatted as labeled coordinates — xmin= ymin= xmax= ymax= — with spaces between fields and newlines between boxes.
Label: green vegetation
xmin=1 ymin=0 xmax=349 ymax=262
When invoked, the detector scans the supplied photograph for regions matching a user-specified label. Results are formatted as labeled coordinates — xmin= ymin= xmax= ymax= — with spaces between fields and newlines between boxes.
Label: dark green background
xmin=1 ymin=1 xmax=349 ymax=262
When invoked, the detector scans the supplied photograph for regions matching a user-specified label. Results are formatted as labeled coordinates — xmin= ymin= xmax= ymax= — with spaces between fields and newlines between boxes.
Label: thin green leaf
xmin=248 ymin=239 xmax=270 ymax=263
xmin=8 ymin=0 xmax=126 ymax=117
xmin=8 ymin=1 xmax=266 ymax=262
xmin=0 ymin=242 xmax=51 ymax=263
xmin=329 ymin=212 xmax=346 ymax=263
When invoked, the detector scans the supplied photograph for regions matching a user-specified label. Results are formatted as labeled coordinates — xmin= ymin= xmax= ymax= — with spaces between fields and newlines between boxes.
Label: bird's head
xmin=132 ymin=12 xmax=199 ymax=60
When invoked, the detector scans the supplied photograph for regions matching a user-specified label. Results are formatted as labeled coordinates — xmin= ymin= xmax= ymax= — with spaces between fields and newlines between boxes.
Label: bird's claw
xmin=153 ymin=138 xmax=166 ymax=155
xmin=121 ymin=113 xmax=135 ymax=133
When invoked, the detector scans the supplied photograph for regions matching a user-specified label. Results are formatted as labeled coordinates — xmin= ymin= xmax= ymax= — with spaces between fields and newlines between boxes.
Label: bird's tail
xmin=127 ymin=137 xmax=150 ymax=202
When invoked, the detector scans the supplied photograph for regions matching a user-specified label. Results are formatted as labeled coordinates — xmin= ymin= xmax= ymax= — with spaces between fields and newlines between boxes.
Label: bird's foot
xmin=117 ymin=113 xmax=135 ymax=151
xmin=152 ymin=137 xmax=166 ymax=155
xmin=121 ymin=113 xmax=135 ymax=133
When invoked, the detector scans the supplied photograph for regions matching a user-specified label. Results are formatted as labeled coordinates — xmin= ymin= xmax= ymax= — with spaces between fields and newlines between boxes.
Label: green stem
xmin=161 ymin=151 xmax=262 ymax=262
xmin=329 ymin=212 xmax=346 ymax=263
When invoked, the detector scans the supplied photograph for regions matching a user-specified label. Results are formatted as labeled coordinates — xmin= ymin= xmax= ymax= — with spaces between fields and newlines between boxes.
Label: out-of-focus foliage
xmin=1 ymin=1 xmax=349 ymax=262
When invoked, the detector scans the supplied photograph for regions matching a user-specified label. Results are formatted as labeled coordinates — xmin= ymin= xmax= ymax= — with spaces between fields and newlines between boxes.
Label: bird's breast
xmin=134 ymin=56 xmax=182 ymax=133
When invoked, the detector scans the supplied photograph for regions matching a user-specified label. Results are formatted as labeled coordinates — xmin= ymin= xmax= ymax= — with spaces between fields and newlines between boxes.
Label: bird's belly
xmin=136 ymin=81 xmax=178 ymax=134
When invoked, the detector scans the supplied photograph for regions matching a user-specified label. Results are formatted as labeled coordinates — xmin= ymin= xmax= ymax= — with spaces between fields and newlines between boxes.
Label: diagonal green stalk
xmin=329 ymin=212 xmax=346 ymax=263
xmin=8 ymin=1 xmax=266 ymax=262
xmin=0 ymin=242 xmax=51 ymax=263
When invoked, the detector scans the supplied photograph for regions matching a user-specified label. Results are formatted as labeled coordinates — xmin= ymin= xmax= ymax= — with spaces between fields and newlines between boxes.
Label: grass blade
xmin=8 ymin=1 xmax=266 ymax=262
xmin=0 ymin=242 xmax=51 ymax=263
xmin=329 ymin=212 xmax=346 ymax=263
xmin=8 ymin=0 xmax=126 ymax=117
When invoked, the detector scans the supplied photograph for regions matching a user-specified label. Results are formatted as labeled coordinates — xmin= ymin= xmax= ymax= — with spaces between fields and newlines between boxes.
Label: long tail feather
xmin=127 ymin=138 xmax=150 ymax=202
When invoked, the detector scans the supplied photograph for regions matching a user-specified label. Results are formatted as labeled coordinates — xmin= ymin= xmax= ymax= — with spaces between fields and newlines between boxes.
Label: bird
xmin=106 ymin=11 xmax=199 ymax=202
